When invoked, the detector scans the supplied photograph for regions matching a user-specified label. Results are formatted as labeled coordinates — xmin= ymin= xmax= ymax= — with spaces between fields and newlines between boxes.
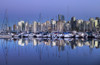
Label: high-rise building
xmin=37 ymin=22 xmax=41 ymax=32
xmin=64 ymin=21 xmax=71 ymax=31
xmin=29 ymin=24 xmax=33 ymax=33
xmin=18 ymin=21 xmax=25 ymax=32
xmin=7 ymin=26 xmax=12 ymax=32
xmin=13 ymin=24 xmax=17 ymax=31
xmin=32 ymin=21 xmax=37 ymax=33
xmin=89 ymin=18 xmax=95 ymax=31
xmin=95 ymin=17 xmax=100 ymax=31
xmin=58 ymin=14 xmax=65 ymax=21
xmin=56 ymin=15 xmax=65 ymax=32
xmin=76 ymin=19 xmax=83 ymax=31
xmin=57 ymin=21 xmax=65 ymax=32
xmin=41 ymin=23 xmax=46 ymax=32
xmin=51 ymin=19 xmax=56 ymax=32
xmin=85 ymin=21 xmax=90 ymax=31
xmin=71 ymin=17 xmax=76 ymax=21
xmin=25 ymin=22 xmax=29 ymax=33
xmin=94 ymin=20 xmax=98 ymax=32
xmin=46 ymin=21 xmax=51 ymax=32
xmin=71 ymin=17 xmax=76 ymax=31
xmin=41 ymin=23 xmax=43 ymax=32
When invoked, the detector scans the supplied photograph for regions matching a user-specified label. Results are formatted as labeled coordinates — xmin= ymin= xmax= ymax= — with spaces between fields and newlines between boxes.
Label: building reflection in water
xmin=0 ymin=38 xmax=100 ymax=65
xmin=16 ymin=38 xmax=100 ymax=50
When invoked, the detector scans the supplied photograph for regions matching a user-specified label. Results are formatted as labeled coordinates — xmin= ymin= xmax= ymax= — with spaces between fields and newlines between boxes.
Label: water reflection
xmin=16 ymin=38 xmax=100 ymax=50
xmin=0 ymin=38 xmax=100 ymax=65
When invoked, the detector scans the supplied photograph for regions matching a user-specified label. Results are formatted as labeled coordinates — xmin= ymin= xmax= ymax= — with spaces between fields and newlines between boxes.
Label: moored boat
xmin=63 ymin=32 xmax=74 ymax=38
xmin=0 ymin=34 xmax=12 ymax=39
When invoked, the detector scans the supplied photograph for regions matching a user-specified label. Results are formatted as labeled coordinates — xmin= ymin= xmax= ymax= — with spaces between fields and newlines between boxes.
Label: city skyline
xmin=2 ymin=15 xmax=99 ymax=33
xmin=0 ymin=13 xmax=100 ymax=28
xmin=0 ymin=0 xmax=100 ymax=65
xmin=0 ymin=0 xmax=100 ymax=26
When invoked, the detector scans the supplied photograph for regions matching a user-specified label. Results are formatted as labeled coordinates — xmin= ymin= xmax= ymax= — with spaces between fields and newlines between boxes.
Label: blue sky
xmin=0 ymin=0 xmax=100 ymax=26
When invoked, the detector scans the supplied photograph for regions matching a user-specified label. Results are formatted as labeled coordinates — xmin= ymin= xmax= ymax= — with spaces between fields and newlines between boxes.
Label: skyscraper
xmin=57 ymin=15 xmax=65 ymax=32
xmin=41 ymin=23 xmax=46 ymax=32
xmin=18 ymin=21 xmax=25 ymax=32
xmin=13 ymin=24 xmax=17 ymax=31
xmin=76 ymin=19 xmax=83 ymax=32
xmin=95 ymin=17 xmax=100 ymax=31
xmin=51 ymin=19 xmax=56 ymax=32
xmin=85 ymin=21 xmax=90 ymax=32
xmin=71 ymin=17 xmax=76 ymax=31
xmin=37 ymin=22 xmax=41 ymax=32
xmin=46 ymin=21 xmax=51 ymax=32
xmin=29 ymin=24 xmax=33 ymax=33
xmin=58 ymin=14 xmax=65 ymax=21
xmin=25 ymin=22 xmax=29 ymax=33
xmin=32 ymin=21 xmax=37 ymax=33
xmin=64 ymin=21 xmax=71 ymax=31
xmin=89 ymin=18 xmax=95 ymax=31
xmin=94 ymin=20 xmax=98 ymax=32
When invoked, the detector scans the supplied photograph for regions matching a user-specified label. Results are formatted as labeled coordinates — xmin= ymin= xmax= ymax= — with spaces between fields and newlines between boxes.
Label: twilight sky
xmin=0 ymin=0 xmax=100 ymax=26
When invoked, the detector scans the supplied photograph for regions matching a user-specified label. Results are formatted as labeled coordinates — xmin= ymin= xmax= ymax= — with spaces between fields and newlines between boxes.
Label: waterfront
xmin=0 ymin=38 xmax=100 ymax=65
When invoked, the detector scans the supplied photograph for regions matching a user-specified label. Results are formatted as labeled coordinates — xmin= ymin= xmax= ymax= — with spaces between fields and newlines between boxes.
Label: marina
xmin=0 ymin=10 xmax=100 ymax=40
xmin=0 ymin=31 xmax=99 ymax=39
xmin=0 ymin=0 xmax=100 ymax=65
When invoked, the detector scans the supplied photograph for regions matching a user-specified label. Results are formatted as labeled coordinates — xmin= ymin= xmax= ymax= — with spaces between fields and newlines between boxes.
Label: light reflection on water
xmin=0 ymin=38 xmax=100 ymax=65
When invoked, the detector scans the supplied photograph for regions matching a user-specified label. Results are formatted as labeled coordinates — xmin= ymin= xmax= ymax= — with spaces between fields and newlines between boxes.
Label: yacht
xmin=64 ymin=32 xmax=74 ymax=38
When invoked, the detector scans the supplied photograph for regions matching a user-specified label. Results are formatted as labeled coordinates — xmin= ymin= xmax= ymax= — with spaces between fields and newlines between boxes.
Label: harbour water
xmin=0 ymin=38 xmax=100 ymax=65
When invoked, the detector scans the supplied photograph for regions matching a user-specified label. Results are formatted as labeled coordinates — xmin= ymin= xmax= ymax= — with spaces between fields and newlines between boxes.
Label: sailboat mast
xmin=2 ymin=9 xmax=8 ymax=32
xmin=5 ymin=9 xmax=8 ymax=31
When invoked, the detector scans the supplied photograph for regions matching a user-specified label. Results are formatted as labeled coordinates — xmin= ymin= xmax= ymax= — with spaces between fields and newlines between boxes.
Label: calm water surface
xmin=0 ymin=38 xmax=100 ymax=65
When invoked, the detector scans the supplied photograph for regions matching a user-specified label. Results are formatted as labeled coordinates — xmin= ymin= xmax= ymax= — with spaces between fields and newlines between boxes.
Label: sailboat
xmin=0 ymin=10 xmax=12 ymax=39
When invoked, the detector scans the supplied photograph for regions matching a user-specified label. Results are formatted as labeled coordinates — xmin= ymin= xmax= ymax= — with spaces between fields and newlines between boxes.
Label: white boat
xmin=33 ymin=34 xmax=37 ymax=37
xmin=75 ymin=34 xmax=80 ymax=38
xmin=57 ymin=33 xmax=64 ymax=38
xmin=51 ymin=32 xmax=58 ymax=38
xmin=29 ymin=33 xmax=34 ymax=37
xmin=36 ymin=34 xmax=42 ymax=38
xmin=43 ymin=34 xmax=48 ymax=38
xmin=13 ymin=34 xmax=21 ymax=38
xmin=47 ymin=34 xmax=51 ymax=38
xmin=64 ymin=34 xmax=74 ymax=38
xmin=23 ymin=34 xmax=29 ymax=37
xmin=43 ymin=33 xmax=51 ymax=38
xmin=78 ymin=32 xmax=85 ymax=38
xmin=75 ymin=32 xmax=84 ymax=38
xmin=0 ymin=34 xmax=12 ymax=38
xmin=64 ymin=32 xmax=74 ymax=38
xmin=94 ymin=34 xmax=100 ymax=39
